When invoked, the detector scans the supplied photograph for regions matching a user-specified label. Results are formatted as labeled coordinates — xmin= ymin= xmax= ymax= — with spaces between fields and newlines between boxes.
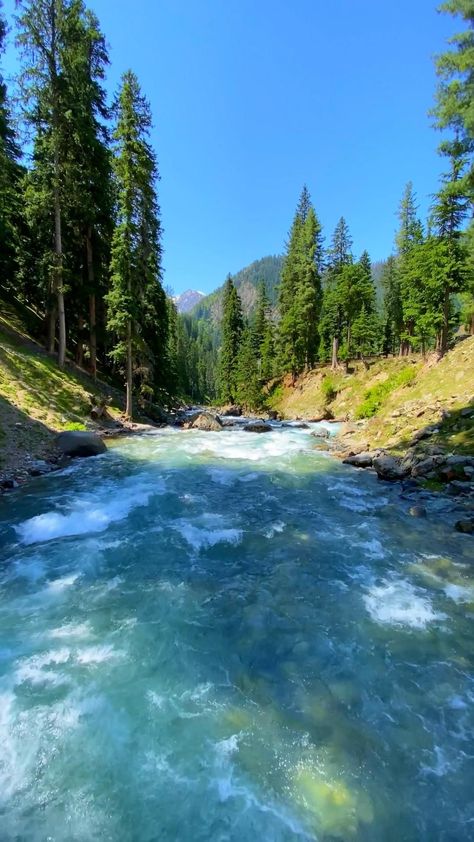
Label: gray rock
xmin=411 ymin=455 xmax=446 ymax=477
xmin=409 ymin=505 xmax=427 ymax=518
xmin=220 ymin=405 xmax=242 ymax=417
xmin=281 ymin=421 xmax=309 ymax=429
xmin=372 ymin=454 xmax=409 ymax=481
xmin=447 ymin=480 xmax=474 ymax=496
xmin=190 ymin=412 xmax=223 ymax=431
xmin=243 ymin=421 xmax=272 ymax=433
xmin=343 ymin=452 xmax=373 ymax=468
xmin=455 ymin=518 xmax=474 ymax=535
xmin=311 ymin=427 xmax=330 ymax=439
xmin=56 ymin=431 xmax=107 ymax=458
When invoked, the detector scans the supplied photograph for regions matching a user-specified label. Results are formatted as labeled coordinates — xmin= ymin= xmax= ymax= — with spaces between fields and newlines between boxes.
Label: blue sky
xmin=2 ymin=0 xmax=456 ymax=295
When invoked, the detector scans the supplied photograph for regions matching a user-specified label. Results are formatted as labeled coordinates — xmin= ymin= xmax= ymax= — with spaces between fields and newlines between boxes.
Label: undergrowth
xmin=355 ymin=366 xmax=417 ymax=419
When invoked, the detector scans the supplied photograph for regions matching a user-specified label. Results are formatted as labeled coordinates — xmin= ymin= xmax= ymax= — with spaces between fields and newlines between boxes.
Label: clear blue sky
xmin=2 ymin=0 xmax=456 ymax=295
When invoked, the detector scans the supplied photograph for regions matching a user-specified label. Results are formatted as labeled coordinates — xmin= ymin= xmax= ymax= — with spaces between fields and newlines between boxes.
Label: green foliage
xmin=277 ymin=186 xmax=324 ymax=375
xmin=321 ymin=376 xmax=338 ymax=404
xmin=106 ymin=70 xmax=166 ymax=416
xmin=218 ymin=276 xmax=243 ymax=403
xmin=355 ymin=366 xmax=417 ymax=419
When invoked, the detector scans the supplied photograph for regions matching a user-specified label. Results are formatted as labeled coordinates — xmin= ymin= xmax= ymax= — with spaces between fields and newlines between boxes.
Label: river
xmin=0 ymin=424 xmax=473 ymax=840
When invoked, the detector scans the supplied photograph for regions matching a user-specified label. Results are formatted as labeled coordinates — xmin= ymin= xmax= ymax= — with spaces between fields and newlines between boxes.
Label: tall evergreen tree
xmin=0 ymin=5 xmax=23 ymax=299
xmin=381 ymin=256 xmax=403 ymax=354
xmin=277 ymin=186 xmax=323 ymax=375
xmin=106 ymin=70 xmax=166 ymax=418
xmin=16 ymin=0 xmax=79 ymax=367
xmin=396 ymin=182 xmax=425 ymax=354
xmin=218 ymin=275 xmax=243 ymax=403
xmin=433 ymin=1 xmax=474 ymax=191
xmin=236 ymin=326 xmax=262 ymax=410
xmin=319 ymin=217 xmax=353 ymax=367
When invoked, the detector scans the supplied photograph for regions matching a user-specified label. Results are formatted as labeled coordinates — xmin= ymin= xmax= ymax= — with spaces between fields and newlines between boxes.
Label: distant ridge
xmin=191 ymin=255 xmax=284 ymax=324
xmin=174 ymin=290 xmax=205 ymax=313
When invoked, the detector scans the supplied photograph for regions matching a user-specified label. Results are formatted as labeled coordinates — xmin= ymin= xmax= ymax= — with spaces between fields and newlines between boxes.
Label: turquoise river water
xmin=0 ymin=424 xmax=473 ymax=841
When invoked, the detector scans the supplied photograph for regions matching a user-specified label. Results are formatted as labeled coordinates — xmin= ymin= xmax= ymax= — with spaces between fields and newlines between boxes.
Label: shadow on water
xmin=0 ymin=431 xmax=473 ymax=840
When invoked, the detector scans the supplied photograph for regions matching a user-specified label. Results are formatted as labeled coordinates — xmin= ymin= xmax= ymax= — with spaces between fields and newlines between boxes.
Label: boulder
xmin=455 ymin=518 xmax=474 ymax=535
xmin=56 ymin=430 xmax=107 ymax=458
xmin=343 ymin=452 xmax=373 ymax=469
xmin=243 ymin=421 xmax=272 ymax=433
xmin=220 ymin=405 xmax=242 ymax=417
xmin=311 ymin=427 xmax=330 ymax=439
xmin=372 ymin=454 xmax=409 ymax=481
xmin=190 ymin=412 xmax=223 ymax=431
xmin=411 ymin=455 xmax=446 ymax=478
xmin=267 ymin=410 xmax=280 ymax=421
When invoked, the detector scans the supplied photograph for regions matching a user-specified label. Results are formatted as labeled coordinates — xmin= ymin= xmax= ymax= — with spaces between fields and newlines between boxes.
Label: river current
xmin=0 ymin=424 xmax=473 ymax=841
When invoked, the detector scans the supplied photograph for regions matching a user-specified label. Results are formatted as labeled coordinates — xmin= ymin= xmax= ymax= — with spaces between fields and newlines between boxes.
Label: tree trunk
xmin=75 ymin=316 xmax=84 ymax=366
xmin=126 ymin=317 xmax=133 ymax=419
xmin=439 ymin=286 xmax=450 ymax=358
xmin=86 ymin=229 xmax=97 ymax=379
xmin=331 ymin=335 xmax=339 ymax=370
xmin=54 ymin=165 xmax=66 ymax=369
xmin=47 ymin=306 xmax=57 ymax=353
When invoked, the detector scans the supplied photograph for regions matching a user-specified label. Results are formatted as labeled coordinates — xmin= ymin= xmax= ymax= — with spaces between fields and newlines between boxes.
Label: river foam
xmin=363 ymin=579 xmax=445 ymax=629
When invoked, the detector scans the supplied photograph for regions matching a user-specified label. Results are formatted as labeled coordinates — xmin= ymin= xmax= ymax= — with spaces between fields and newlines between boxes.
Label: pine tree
xmin=218 ymin=275 xmax=243 ymax=403
xmin=381 ymin=256 xmax=403 ymax=354
xmin=106 ymin=70 xmax=165 ymax=418
xmin=396 ymin=182 xmax=425 ymax=354
xmin=327 ymin=216 xmax=353 ymax=269
xmin=433 ymin=1 xmax=474 ymax=191
xmin=0 ymin=3 xmax=22 ymax=298
xmin=236 ymin=326 xmax=262 ymax=410
xmin=430 ymin=138 xmax=471 ymax=353
xmin=62 ymin=3 xmax=113 ymax=376
xmin=277 ymin=186 xmax=323 ymax=375
xmin=16 ymin=0 xmax=78 ymax=367
xmin=320 ymin=217 xmax=353 ymax=367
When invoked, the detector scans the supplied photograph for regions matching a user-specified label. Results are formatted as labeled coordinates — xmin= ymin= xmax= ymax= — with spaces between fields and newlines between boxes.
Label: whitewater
xmin=0 ymin=424 xmax=473 ymax=841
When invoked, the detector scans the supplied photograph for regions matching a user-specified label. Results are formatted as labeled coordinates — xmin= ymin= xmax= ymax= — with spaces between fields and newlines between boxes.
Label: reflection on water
xmin=0 ymin=425 xmax=473 ymax=840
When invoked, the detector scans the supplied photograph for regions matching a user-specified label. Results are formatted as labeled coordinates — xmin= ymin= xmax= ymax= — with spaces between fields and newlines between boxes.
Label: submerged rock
xmin=56 ymin=431 xmax=106 ymax=458
xmin=409 ymin=505 xmax=427 ymax=518
xmin=190 ymin=412 xmax=223 ymax=431
xmin=243 ymin=421 xmax=272 ymax=433
xmin=455 ymin=518 xmax=474 ymax=534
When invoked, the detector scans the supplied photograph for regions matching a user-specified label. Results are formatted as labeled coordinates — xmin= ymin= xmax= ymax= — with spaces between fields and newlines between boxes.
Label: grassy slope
xmin=0 ymin=298 xmax=125 ymax=473
xmin=269 ymin=338 xmax=474 ymax=455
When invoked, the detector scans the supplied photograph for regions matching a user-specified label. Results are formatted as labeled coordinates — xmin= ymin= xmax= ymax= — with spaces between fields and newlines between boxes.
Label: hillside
xmin=192 ymin=255 xmax=283 ymax=324
xmin=0 ymin=298 xmax=128 ymax=485
xmin=268 ymin=338 xmax=474 ymax=455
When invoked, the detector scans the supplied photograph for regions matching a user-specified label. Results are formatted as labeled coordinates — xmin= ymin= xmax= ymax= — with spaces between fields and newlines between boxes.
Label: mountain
xmin=191 ymin=255 xmax=284 ymax=324
xmin=174 ymin=290 xmax=205 ymax=313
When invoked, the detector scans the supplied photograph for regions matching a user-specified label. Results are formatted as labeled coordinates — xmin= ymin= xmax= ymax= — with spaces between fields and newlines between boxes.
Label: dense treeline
xmin=208 ymin=0 xmax=473 ymax=410
xmin=1 ymin=0 xmax=473 ymax=415
xmin=0 ymin=0 xmax=176 ymax=418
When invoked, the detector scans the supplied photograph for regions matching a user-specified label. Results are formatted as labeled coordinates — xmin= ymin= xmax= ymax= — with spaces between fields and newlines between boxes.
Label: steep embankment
xmin=0 ymin=298 xmax=126 ymax=484
xmin=268 ymin=338 xmax=474 ymax=455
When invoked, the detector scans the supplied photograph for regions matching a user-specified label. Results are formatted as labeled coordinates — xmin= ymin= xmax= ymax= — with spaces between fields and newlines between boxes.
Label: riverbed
xmin=0 ymin=425 xmax=473 ymax=840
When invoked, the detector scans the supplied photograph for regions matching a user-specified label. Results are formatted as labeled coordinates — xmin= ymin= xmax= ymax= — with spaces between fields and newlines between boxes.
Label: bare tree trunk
xmin=75 ymin=316 xmax=84 ymax=366
xmin=331 ymin=335 xmax=339 ymax=370
xmin=86 ymin=229 xmax=97 ymax=379
xmin=47 ymin=306 xmax=57 ymax=353
xmin=54 ymin=184 xmax=66 ymax=368
xmin=126 ymin=318 xmax=133 ymax=419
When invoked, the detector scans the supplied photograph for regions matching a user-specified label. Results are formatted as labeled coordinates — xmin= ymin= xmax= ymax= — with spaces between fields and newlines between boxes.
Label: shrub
xmin=321 ymin=376 xmax=338 ymax=404
xmin=355 ymin=366 xmax=417 ymax=419
xmin=63 ymin=421 xmax=86 ymax=431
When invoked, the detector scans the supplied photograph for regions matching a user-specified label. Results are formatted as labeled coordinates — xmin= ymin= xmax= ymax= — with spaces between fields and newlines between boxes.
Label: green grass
xmin=355 ymin=366 xmax=417 ymax=419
